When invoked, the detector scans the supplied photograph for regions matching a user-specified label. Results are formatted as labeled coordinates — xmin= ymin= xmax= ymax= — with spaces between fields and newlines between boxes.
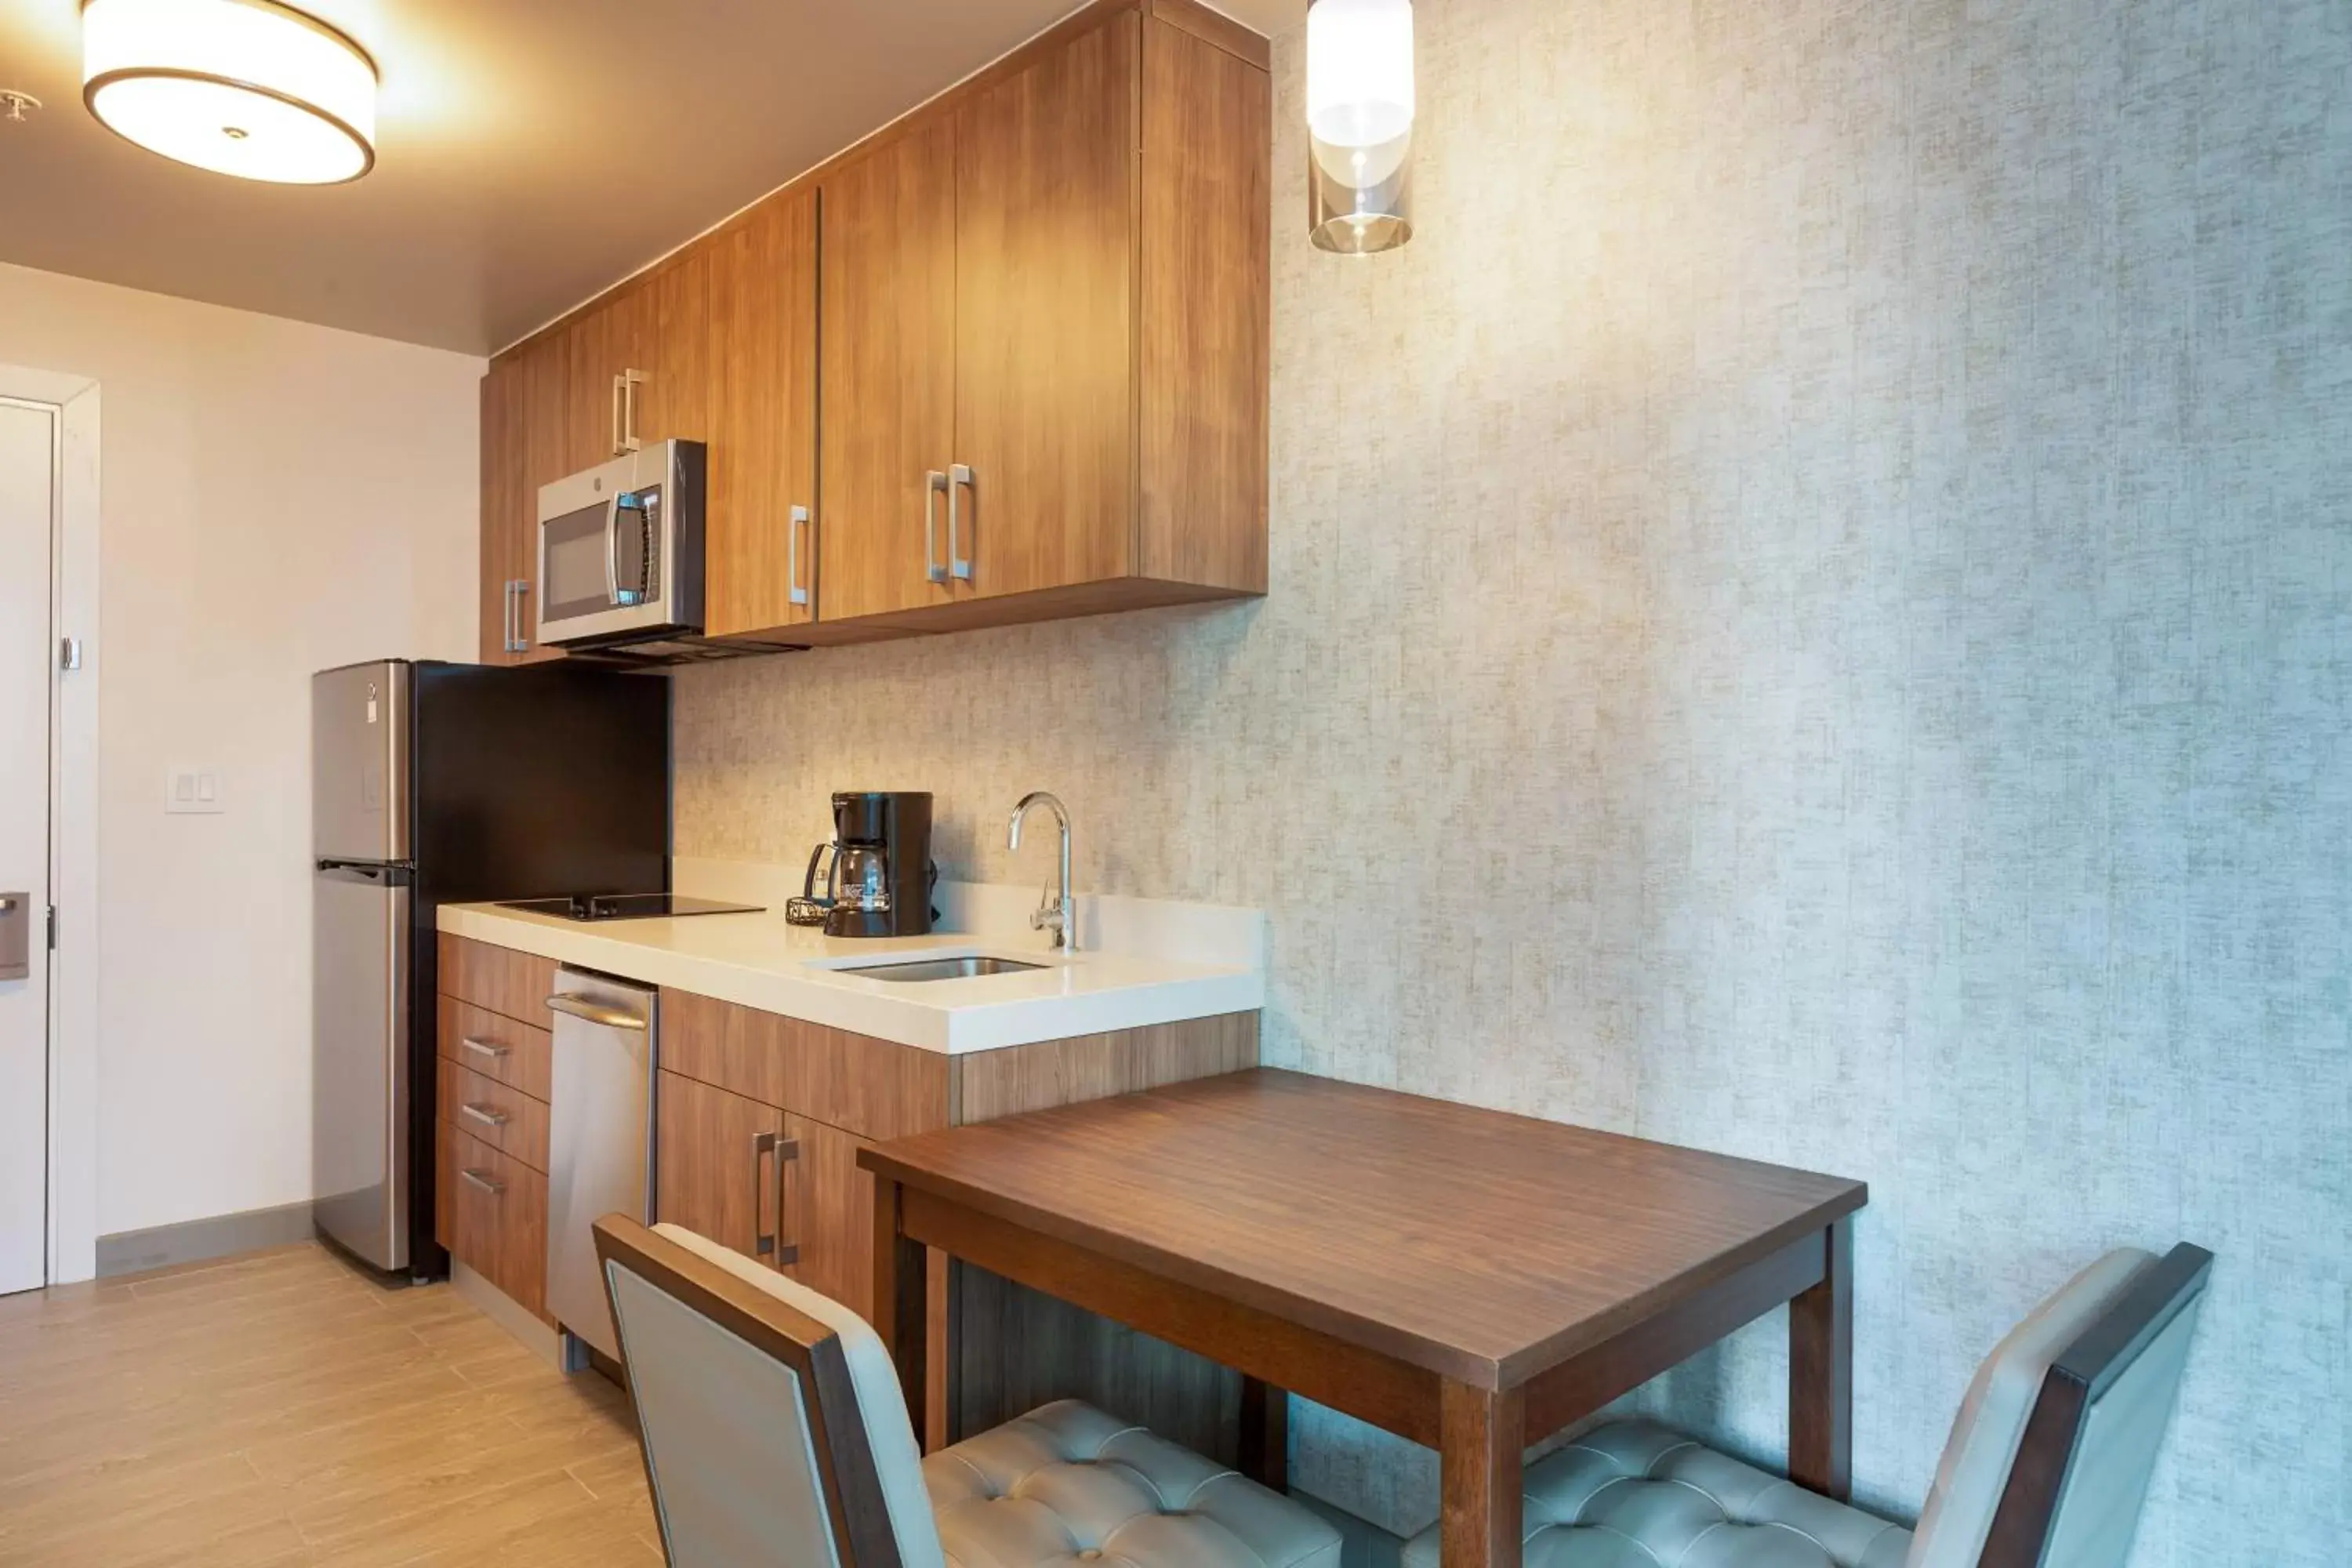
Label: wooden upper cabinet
xmin=611 ymin=256 xmax=710 ymax=453
xmin=818 ymin=119 xmax=958 ymax=625
xmin=482 ymin=0 xmax=1269 ymax=652
xmin=706 ymin=187 xmax=819 ymax=637
xmin=555 ymin=257 xmax=711 ymax=477
xmin=477 ymin=356 xmax=524 ymax=665
xmin=952 ymin=13 xmax=1139 ymax=603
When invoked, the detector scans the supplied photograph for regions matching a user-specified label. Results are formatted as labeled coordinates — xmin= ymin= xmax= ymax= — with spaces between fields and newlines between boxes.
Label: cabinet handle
xmin=459 ymin=1168 xmax=505 ymax=1198
xmin=499 ymin=581 xmax=512 ymax=655
xmin=947 ymin=463 xmax=975 ymax=583
xmin=514 ymin=579 xmax=532 ymax=652
xmin=619 ymin=368 xmax=647 ymax=452
xmin=775 ymin=1137 xmax=800 ymax=1267
xmin=923 ymin=470 xmax=949 ymax=585
xmin=461 ymin=1036 xmax=510 ymax=1062
xmin=459 ymin=1102 xmax=510 ymax=1131
xmin=751 ymin=1131 xmax=778 ymax=1257
xmin=788 ymin=505 xmax=811 ymax=608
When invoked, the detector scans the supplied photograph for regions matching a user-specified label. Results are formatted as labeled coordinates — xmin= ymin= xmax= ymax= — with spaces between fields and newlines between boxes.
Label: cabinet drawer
xmin=436 ymin=1056 xmax=550 ymax=1173
xmin=438 ymin=1120 xmax=550 ymax=1323
xmin=660 ymin=988 xmax=949 ymax=1142
xmin=437 ymin=934 xmax=556 ymax=1029
xmin=437 ymin=993 xmax=553 ymax=1102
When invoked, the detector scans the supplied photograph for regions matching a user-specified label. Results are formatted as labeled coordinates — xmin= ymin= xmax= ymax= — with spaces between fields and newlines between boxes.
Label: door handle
xmin=459 ymin=1103 xmax=510 ymax=1131
xmin=459 ymin=1168 xmax=506 ymax=1197
xmin=923 ymin=470 xmax=949 ymax=585
xmin=546 ymin=993 xmax=648 ymax=1029
xmin=751 ymin=1131 xmax=779 ymax=1257
xmin=947 ymin=463 xmax=975 ymax=583
xmin=619 ymin=368 xmax=647 ymax=452
xmin=788 ymin=505 xmax=811 ymax=608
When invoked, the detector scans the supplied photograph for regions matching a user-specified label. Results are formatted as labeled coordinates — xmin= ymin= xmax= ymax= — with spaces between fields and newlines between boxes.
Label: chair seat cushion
xmin=925 ymin=1399 xmax=1342 ymax=1568
xmin=1401 ymin=1421 xmax=1912 ymax=1568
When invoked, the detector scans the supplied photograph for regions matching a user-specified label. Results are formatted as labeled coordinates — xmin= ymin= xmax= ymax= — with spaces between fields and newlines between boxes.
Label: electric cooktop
xmin=495 ymin=894 xmax=765 ymax=922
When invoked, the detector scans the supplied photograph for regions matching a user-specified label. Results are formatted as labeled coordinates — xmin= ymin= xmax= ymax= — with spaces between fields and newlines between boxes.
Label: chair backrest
xmin=592 ymin=1216 xmax=948 ymax=1568
xmin=1906 ymin=1243 xmax=2212 ymax=1568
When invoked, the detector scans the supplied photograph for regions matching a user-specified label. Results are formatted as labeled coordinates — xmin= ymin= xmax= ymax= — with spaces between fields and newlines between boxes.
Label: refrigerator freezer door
xmin=313 ymin=865 xmax=411 ymax=1271
xmin=546 ymin=969 xmax=656 ymax=1362
xmin=313 ymin=661 xmax=412 ymax=864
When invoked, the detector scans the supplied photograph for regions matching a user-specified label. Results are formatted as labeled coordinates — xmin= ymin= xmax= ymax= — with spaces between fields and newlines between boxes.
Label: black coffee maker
xmin=794 ymin=791 xmax=938 ymax=938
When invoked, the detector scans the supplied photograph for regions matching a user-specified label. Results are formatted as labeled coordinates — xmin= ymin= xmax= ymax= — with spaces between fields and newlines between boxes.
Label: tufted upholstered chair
xmin=1403 ymin=1243 xmax=2211 ymax=1568
xmin=593 ymin=1214 xmax=1344 ymax=1568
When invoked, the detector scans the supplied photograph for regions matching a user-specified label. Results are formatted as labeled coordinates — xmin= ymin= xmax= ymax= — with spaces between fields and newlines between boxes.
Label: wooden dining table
xmin=860 ymin=1068 xmax=1867 ymax=1566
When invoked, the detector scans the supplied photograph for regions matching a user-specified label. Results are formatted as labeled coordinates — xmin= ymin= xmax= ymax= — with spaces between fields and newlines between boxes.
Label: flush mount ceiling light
xmin=1305 ymin=0 xmax=1414 ymax=253
xmin=82 ymin=0 xmax=377 ymax=184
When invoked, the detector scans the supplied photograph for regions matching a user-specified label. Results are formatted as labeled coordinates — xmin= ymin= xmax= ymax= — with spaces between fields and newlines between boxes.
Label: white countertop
xmin=434 ymin=899 xmax=1265 ymax=1056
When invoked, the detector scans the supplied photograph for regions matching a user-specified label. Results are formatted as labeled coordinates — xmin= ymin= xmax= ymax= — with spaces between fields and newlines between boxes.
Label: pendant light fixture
xmin=1305 ymin=0 xmax=1414 ymax=253
xmin=82 ymin=0 xmax=377 ymax=184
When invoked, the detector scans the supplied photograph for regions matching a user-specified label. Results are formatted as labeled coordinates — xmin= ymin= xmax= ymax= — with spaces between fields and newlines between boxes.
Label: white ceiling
xmin=0 ymin=0 xmax=1304 ymax=355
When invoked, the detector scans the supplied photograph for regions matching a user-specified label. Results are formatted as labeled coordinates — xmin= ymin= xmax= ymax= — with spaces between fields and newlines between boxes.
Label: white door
xmin=0 ymin=399 xmax=55 ymax=1295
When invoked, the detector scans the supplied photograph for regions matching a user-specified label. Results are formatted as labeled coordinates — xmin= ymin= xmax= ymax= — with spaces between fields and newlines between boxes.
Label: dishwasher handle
xmin=546 ymin=993 xmax=648 ymax=1030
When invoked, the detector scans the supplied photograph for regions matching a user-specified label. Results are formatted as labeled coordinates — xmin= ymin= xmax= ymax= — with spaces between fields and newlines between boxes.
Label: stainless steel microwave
xmin=536 ymin=439 xmax=706 ymax=649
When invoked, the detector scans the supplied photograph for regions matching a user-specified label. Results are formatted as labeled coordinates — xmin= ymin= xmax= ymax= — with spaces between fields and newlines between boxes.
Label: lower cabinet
xmin=652 ymin=1067 xmax=877 ymax=1322
xmin=651 ymin=984 xmax=1262 ymax=1456
xmin=437 ymin=1119 xmax=550 ymax=1323
xmin=655 ymin=1069 xmax=784 ymax=1264
xmin=784 ymin=1114 xmax=879 ymax=1323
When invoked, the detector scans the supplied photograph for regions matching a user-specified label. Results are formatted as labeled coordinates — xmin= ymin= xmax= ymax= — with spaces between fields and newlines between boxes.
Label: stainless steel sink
xmin=839 ymin=956 xmax=1048 ymax=983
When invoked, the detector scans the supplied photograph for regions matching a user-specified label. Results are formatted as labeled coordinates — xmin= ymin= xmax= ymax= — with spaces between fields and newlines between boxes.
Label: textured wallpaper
xmin=675 ymin=0 xmax=2352 ymax=1557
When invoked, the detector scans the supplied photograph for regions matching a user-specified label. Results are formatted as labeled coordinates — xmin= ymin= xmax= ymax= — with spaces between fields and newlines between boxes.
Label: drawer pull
xmin=459 ymin=1167 xmax=506 ymax=1198
xmin=461 ymin=1036 xmax=510 ymax=1062
xmin=459 ymin=1103 xmax=510 ymax=1131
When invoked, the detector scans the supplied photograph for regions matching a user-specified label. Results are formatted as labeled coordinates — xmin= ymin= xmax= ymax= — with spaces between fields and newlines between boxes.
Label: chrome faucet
xmin=1007 ymin=791 xmax=1077 ymax=952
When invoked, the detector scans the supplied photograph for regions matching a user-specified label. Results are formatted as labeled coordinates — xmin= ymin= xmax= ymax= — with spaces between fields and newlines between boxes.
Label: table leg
xmin=1789 ymin=1216 xmax=1853 ymax=1500
xmin=871 ymin=1176 xmax=932 ymax=1450
xmin=1440 ymin=1381 xmax=1523 ymax=1568
xmin=1239 ymin=1376 xmax=1288 ymax=1492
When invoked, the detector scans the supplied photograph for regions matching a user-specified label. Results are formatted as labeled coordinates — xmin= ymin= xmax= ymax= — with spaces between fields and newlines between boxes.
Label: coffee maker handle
xmin=804 ymin=841 xmax=839 ymax=901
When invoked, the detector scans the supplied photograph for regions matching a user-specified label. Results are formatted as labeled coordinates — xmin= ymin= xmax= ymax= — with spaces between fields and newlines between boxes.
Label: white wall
xmin=0 ymin=260 xmax=481 ymax=1239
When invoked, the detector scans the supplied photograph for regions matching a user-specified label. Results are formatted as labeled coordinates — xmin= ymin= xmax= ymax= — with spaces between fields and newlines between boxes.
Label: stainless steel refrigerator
xmin=311 ymin=659 xmax=669 ymax=1278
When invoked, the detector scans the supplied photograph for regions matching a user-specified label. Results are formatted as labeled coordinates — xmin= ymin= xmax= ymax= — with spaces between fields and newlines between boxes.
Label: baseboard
xmin=95 ymin=1200 xmax=318 ymax=1278
xmin=451 ymin=1260 xmax=563 ymax=1367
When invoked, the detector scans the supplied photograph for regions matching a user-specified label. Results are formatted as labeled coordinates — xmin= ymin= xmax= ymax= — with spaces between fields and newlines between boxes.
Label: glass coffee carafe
xmin=833 ymin=844 xmax=894 ymax=917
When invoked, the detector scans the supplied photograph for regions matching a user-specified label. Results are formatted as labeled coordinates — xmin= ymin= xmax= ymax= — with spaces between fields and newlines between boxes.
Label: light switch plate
xmin=166 ymin=766 xmax=224 ymax=815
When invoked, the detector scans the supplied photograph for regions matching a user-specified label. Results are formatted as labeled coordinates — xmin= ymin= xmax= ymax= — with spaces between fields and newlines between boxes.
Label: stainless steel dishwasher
xmin=545 ymin=967 xmax=657 ymax=1368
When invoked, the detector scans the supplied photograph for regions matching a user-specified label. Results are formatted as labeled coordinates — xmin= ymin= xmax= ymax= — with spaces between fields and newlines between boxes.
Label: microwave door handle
xmin=611 ymin=495 xmax=622 ymax=605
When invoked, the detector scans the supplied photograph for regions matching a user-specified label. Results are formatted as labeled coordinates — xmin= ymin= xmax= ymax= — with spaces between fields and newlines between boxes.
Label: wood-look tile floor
xmin=0 ymin=1243 xmax=661 ymax=1566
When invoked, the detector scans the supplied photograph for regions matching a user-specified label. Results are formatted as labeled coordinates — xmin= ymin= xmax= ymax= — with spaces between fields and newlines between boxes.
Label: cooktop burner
xmin=495 ymin=894 xmax=765 ymax=922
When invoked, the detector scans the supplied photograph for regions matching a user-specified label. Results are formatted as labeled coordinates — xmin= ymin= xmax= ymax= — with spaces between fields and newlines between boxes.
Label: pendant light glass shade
xmin=1305 ymin=0 xmax=1414 ymax=253
xmin=82 ymin=0 xmax=377 ymax=184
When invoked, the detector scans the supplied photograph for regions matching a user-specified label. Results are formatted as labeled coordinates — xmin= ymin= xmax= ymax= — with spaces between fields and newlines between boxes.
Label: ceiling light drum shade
xmin=82 ymin=0 xmax=377 ymax=183
xmin=1305 ymin=0 xmax=1414 ymax=253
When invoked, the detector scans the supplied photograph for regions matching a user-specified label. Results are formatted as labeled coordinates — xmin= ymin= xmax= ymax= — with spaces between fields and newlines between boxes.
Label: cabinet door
xmin=503 ymin=339 xmax=570 ymax=663
xmin=782 ymin=1114 xmax=877 ymax=1323
xmin=819 ymin=120 xmax=957 ymax=622
xmin=656 ymin=1069 xmax=787 ymax=1266
xmin=613 ymin=256 xmax=710 ymax=453
xmin=563 ymin=304 xmax=623 ymax=473
xmin=706 ymin=190 xmax=818 ymax=637
xmin=477 ymin=357 xmax=527 ymax=665
xmin=953 ymin=13 xmax=1138 ymax=601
